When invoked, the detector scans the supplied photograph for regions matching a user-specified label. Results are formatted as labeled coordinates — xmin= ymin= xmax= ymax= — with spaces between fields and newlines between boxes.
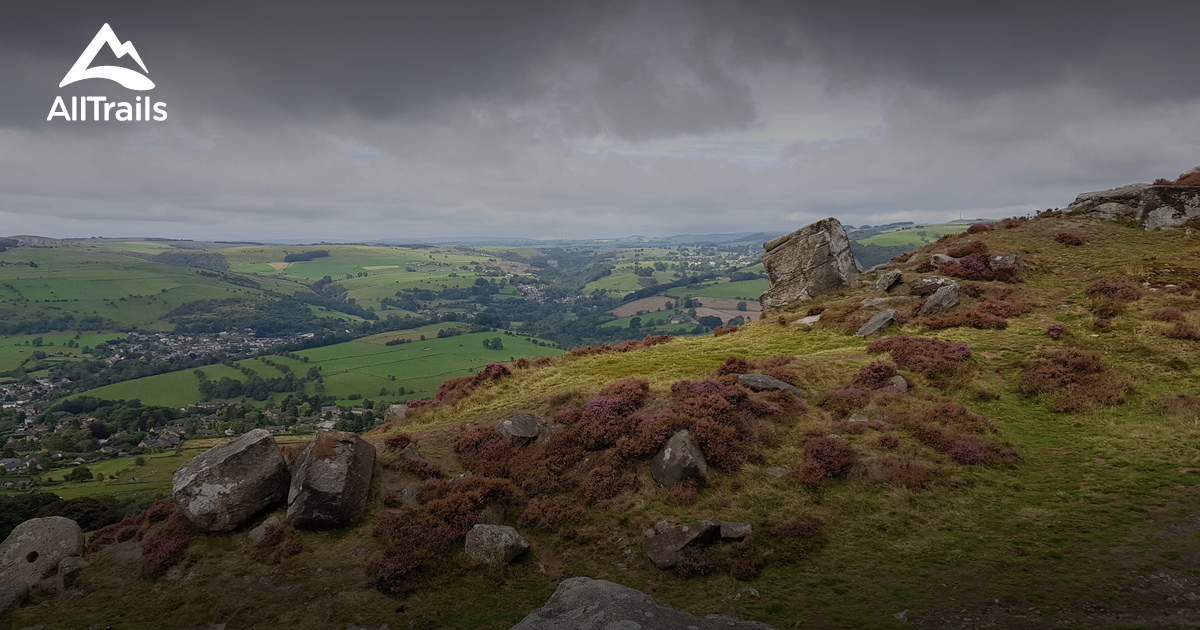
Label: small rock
xmin=794 ymin=314 xmax=821 ymax=326
xmin=448 ymin=471 xmax=473 ymax=484
xmin=880 ymin=374 xmax=908 ymax=393
xmin=849 ymin=414 xmax=869 ymax=423
xmin=384 ymin=404 xmax=408 ymax=425
xmin=398 ymin=442 xmax=421 ymax=460
xmin=719 ymin=521 xmax=752 ymax=539
xmin=990 ymin=253 xmax=1023 ymax=271
xmin=465 ymin=524 xmax=528 ymax=565
xmin=918 ymin=283 xmax=960 ymax=316
xmin=247 ymin=516 xmax=281 ymax=544
xmin=0 ymin=516 xmax=84 ymax=587
xmin=56 ymin=556 xmax=86 ymax=594
xmin=496 ymin=414 xmax=540 ymax=446
xmin=855 ymin=309 xmax=898 ymax=336
xmin=651 ymin=430 xmax=709 ymax=488
xmin=655 ymin=521 xmax=671 ymax=534
xmin=873 ymin=269 xmax=902 ymax=292
xmin=642 ymin=521 xmax=720 ymax=569
xmin=765 ymin=467 xmax=787 ymax=478
xmin=909 ymin=276 xmax=957 ymax=297
xmin=931 ymin=254 xmax=958 ymax=268
xmin=736 ymin=373 xmax=801 ymax=395
xmin=735 ymin=587 xmax=761 ymax=601
xmin=894 ymin=610 xmax=909 ymax=623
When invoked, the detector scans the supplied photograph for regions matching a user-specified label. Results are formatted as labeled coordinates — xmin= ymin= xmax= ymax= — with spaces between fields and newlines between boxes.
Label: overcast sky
xmin=2 ymin=0 xmax=1198 ymax=241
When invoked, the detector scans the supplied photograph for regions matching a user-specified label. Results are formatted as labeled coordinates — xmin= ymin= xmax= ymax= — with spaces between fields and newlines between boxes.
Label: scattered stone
xmin=247 ymin=516 xmax=281 ymax=544
xmin=448 ymin=471 xmax=473 ymax=484
xmin=56 ymin=556 xmax=85 ymax=594
xmin=908 ymin=276 xmax=957 ymax=297
xmin=734 ymin=587 xmax=761 ymax=601
xmin=794 ymin=314 xmax=821 ymax=326
xmin=719 ymin=521 xmax=752 ymax=539
xmin=881 ymin=374 xmax=908 ymax=393
xmin=760 ymin=217 xmax=860 ymax=312
xmin=396 ymin=483 xmax=422 ymax=507
xmin=286 ymin=430 xmax=376 ymax=529
xmin=849 ymin=414 xmax=869 ymax=423
xmin=465 ymin=524 xmax=529 ymax=565
xmin=0 ymin=516 xmax=84 ymax=587
xmin=650 ymin=430 xmax=709 ymax=488
xmin=918 ymin=283 xmax=960 ymax=316
xmin=510 ymin=577 xmax=779 ymax=629
xmin=383 ymin=404 xmax=408 ymax=425
xmin=173 ymin=428 xmax=290 ymax=532
xmin=0 ymin=583 xmax=29 ymax=614
xmin=655 ymin=521 xmax=670 ymax=534
xmin=855 ymin=309 xmax=898 ymax=336
xmin=642 ymin=521 xmax=719 ymax=569
xmin=930 ymin=253 xmax=958 ymax=268
xmin=765 ymin=467 xmax=788 ymax=478
xmin=894 ymin=610 xmax=910 ymax=623
xmin=496 ymin=414 xmax=541 ymax=446
xmin=873 ymin=269 xmax=902 ymax=292
xmin=736 ymin=373 xmax=801 ymax=395
xmin=860 ymin=296 xmax=913 ymax=309
xmin=398 ymin=442 xmax=421 ymax=460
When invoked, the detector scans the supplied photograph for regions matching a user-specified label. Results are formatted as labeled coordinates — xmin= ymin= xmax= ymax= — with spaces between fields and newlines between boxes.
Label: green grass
xmin=80 ymin=364 xmax=247 ymax=407
xmin=44 ymin=450 xmax=189 ymax=499
xmin=0 ymin=332 xmax=123 ymax=372
xmin=852 ymin=220 xmax=976 ymax=247
xmin=664 ymin=279 xmax=768 ymax=300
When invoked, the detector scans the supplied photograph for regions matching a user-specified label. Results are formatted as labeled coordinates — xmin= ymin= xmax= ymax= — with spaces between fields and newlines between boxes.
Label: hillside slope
xmin=11 ymin=213 xmax=1200 ymax=630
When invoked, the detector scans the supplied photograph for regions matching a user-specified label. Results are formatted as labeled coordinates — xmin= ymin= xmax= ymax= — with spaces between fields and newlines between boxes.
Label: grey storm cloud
xmin=0 ymin=1 xmax=1198 ymax=240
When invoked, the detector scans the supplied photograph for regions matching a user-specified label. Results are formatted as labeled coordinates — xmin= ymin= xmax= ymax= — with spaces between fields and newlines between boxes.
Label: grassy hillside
xmin=14 ymin=214 xmax=1200 ymax=630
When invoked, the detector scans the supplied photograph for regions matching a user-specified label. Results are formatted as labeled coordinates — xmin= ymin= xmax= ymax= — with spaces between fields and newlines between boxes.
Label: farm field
xmin=852 ymin=219 xmax=977 ymax=246
xmin=663 ymin=278 xmax=768 ymax=301
xmin=74 ymin=331 xmax=563 ymax=407
xmin=0 ymin=331 xmax=124 ymax=372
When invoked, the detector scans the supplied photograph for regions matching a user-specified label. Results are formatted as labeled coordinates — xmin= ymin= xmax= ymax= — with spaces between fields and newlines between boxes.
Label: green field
xmin=664 ymin=279 xmax=768 ymax=300
xmin=852 ymin=220 xmax=978 ymax=247
xmin=41 ymin=450 xmax=189 ymax=499
xmin=74 ymin=331 xmax=563 ymax=407
xmin=0 ymin=332 xmax=124 ymax=372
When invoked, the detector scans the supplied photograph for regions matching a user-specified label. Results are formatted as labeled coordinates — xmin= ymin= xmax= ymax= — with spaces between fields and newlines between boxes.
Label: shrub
xmin=768 ymin=518 xmax=825 ymax=564
xmin=519 ymin=498 xmax=587 ymax=532
xmin=881 ymin=457 xmax=932 ymax=489
xmin=788 ymin=436 xmax=855 ymax=487
xmin=1086 ymin=280 xmax=1143 ymax=303
xmin=574 ymin=396 xmax=640 ymax=450
xmin=878 ymin=434 xmax=900 ymax=449
xmin=914 ymin=262 xmax=936 ymax=273
xmin=1165 ymin=323 xmax=1200 ymax=340
xmin=668 ymin=478 xmax=700 ymax=506
xmin=423 ymin=476 xmax=515 ymax=539
xmin=580 ymin=456 xmax=638 ymax=504
xmin=1047 ymin=323 xmax=1068 ymax=339
xmin=399 ymin=457 xmax=443 ymax=480
xmin=920 ymin=402 xmax=994 ymax=434
xmin=892 ymin=251 xmax=915 ymax=263
xmin=713 ymin=325 xmax=739 ymax=336
xmin=940 ymin=254 xmax=997 ymax=282
xmin=453 ymin=426 xmax=516 ymax=477
xmin=673 ymin=546 xmax=716 ymax=578
xmin=597 ymin=378 xmax=651 ymax=408
xmin=966 ymin=223 xmax=993 ymax=234
xmin=867 ymin=335 xmax=972 ymax=378
xmin=1152 ymin=308 xmax=1185 ymax=322
xmin=371 ymin=510 xmax=455 ymax=594
xmin=919 ymin=310 xmax=1008 ymax=330
xmin=1179 ymin=171 xmax=1200 ymax=186
xmin=1055 ymin=232 xmax=1083 ymax=246
xmin=994 ymin=217 xmax=1028 ymax=229
xmin=728 ymin=541 xmax=765 ymax=580
xmin=431 ymin=362 xmax=513 ymax=407
xmin=384 ymin=433 xmax=413 ymax=451
xmin=1019 ymin=348 xmax=1130 ymax=412
xmin=947 ymin=435 xmax=1020 ymax=466
xmin=946 ymin=240 xmax=989 ymax=258
xmin=140 ymin=537 xmax=186 ymax=576
xmin=853 ymin=361 xmax=898 ymax=390
xmin=816 ymin=386 xmax=873 ymax=418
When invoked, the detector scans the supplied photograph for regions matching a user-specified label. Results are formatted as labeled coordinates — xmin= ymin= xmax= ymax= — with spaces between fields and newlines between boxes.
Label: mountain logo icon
xmin=59 ymin=23 xmax=155 ymax=91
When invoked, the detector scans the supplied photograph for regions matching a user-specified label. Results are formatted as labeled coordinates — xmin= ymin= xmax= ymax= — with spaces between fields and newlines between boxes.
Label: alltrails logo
xmin=47 ymin=24 xmax=168 ymax=122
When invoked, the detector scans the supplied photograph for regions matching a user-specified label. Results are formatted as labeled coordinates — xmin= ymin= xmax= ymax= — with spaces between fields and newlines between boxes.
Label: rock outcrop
xmin=1066 ymin=180 xmax=1200 ymax=230
xmin=172 ymin=428 xmax=290 ymax=532
xmin=0 ymin=516 xmax=84 ymax=587
xmin=856 ymin=309 xmax=898 ymax=336
xmin=496 ymin=414 xmax=541 ymax=446
xmin=650 ymin=430 xmax=708 ymax=488
xmin=384 ymin=404 xmax=408 ymax=425
xmin=465 ymin=524 xmax=529 ymax=565
xmin=510 ymin=577 xmax=778 ymax=629
xmin=0 ymin=583 xmax=28 ymax=615
xmin=874 ymin=269 xmax=902 ymax=292
xmin=56 ymin=556 xmax=85 ymax=594
xmin=287 ymin=430 xmax=376 ymax=529
xmin=736 ymin=373 xmax=801 ymax=395
xmin=760 ymin=218 xmax=860 ymax=312
xmin=909 ymin=276 xmax=957 ymax=297
xmin=918 ymin=283 xmax=960 ymax=316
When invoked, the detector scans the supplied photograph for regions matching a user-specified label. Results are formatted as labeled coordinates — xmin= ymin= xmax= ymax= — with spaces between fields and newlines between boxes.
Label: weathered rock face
xmin=384 ymin=404 xmax=408 ymax=425
xmin=510 ymin=577 xmax=778 ymax=630
xmin=931 ymin=253 xmax=958 ymax=268
xmin=465 ymin=524 xmax=529 ymax=565
xmin=736 ymin=373 xmax=801 ymax=395
xmin=172 ymin=428 xmax=289 ymax=532
xmin=650 ymin=430 xmax=708 ymax=488
xmin=1066 ymin=183 xmax=1200 ymax=230
xmin=881 ymin=374 xmax=909 ymax=393
xmin=496 ymin=414 xmax=541 ymax=446
xmin=760 ymin=218 xmax=860 ymax=312
xmin=56 ymin=556 xmax=85 ymax=594
xmin=286 ymin=430 xmax=376 ymax=529
xmin=918 ymin=283 xmax=960 ymax=316
xmin=642 ymin=521 xmax=720 ymax=569
xmin=874 ymin=269 xmax=902 ymax=292
xmin=0 ymin=516 xmax=84 ymax=587
xmin=856 ymin=309 xmax=898 ymax=337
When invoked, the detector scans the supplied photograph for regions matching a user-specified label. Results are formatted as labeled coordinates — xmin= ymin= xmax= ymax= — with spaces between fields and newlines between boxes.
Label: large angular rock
xmin=465 ymin=524 xmax=529 ymax=565
xmin=873 ymin=269 xmax=902 ymax=292
xmin=856 ymin=309 xmax=898 ymax=336
xmin=173 ymin=428 xmax=289 ymax=532
xmin=510 ymin=577 xmax=778 ymax=630
xmin=736 ymin=373 xmax=801 ymax=395
xmin=760 ymin=218 xmax=860 ymax=312
xmin=642 ymin=521 xmax=720 ymax=569
xmin=1066 ymin=182 xmax=1200 ymax=230
xmin=989 ymin=254 xmax=1023 ymax=272
xmin=918 ymin=284 xmax=960 ymax=316
xmin=650 ymin=430 xmax=708 ymax=488
xmin=0 ymin=517 xmax=83 ymax=587
xmin=383 ymin=404 xmax=408 ymax=425
xmin=496 ymin=414 xmax=541 ymax=446
xmin=287 ymin=430 xmax=376 ymax=529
